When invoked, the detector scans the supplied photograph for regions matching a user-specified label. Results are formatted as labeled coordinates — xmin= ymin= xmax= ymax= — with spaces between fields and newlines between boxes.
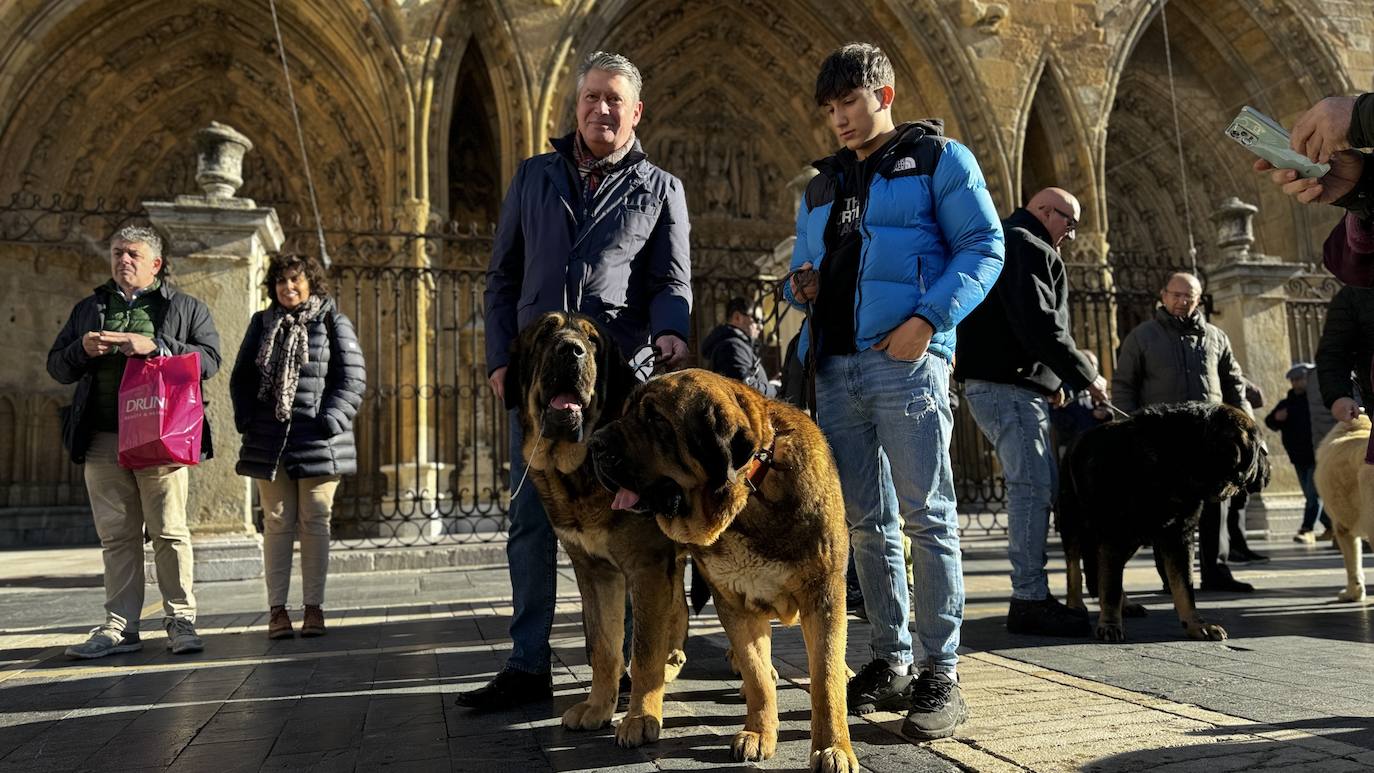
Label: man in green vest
xmin=47 ymin=225 xmax=222 ymax=658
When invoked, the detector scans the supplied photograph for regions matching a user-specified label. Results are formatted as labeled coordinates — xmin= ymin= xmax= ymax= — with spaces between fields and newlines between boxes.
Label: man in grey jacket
xmin=460 ymin=50 xmax=692 ymax=711
xmin=1113 ymin=272 xmax=1254 ymax=592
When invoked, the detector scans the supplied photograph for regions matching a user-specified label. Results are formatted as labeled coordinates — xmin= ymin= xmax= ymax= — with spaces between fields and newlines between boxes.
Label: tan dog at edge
xmin=1314 ymin=414 xmax=1374 ymax=602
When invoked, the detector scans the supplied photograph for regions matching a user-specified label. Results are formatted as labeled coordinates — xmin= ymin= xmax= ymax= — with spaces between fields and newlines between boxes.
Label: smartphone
xmin=1225 ymin=106 xmax=1331 ymax=179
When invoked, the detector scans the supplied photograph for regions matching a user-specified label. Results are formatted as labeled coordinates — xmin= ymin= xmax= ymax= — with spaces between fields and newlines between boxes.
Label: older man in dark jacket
xmin=1113 ymin=271 xmax=1254 ymax=592
xmin=462 ymin=50 xmax=692 ymax=711
xmin=47 ymin=225 xmax=221 ymax=659
xmin=956 ymin=187 xmax=1107 ymax=637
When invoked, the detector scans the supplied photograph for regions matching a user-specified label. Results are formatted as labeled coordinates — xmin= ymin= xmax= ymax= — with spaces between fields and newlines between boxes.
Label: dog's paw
xmin=664 ymin=649 xmax=687 ymax=682
xmin=1185 ymin=621 xmax=1227 ymax=641
xmin=810 ymin=744 xmax=859 ymax=773
xmin=1095 ymin=621 xmax=1126 ymax=642
xmin=730 ymin=729 xmax=777 ymax=761
xmin=615 ymin=712 xmax=662 ymax=747
xmin=562 ymin=699 xmax=615 ymax=731
xmin=1123 ymin=601 xmax=1149 ymax=618
xmin=1337 ymin=585 xmax=1367 ymax=603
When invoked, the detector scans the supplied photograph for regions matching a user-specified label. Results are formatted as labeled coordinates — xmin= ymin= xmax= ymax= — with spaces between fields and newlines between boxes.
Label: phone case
xmin=1225 ymin=106 xmax=1331 ymax=179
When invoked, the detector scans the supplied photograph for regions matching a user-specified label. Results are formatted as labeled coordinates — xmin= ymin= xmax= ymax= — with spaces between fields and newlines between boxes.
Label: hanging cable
xmin=267 ymin=0 xmax=330 ymax=267
xmin=1159 ymin=0 xmax=1198 ymax=274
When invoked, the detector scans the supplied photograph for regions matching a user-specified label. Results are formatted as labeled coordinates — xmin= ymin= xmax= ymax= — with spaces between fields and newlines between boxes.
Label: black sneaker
xmin=901 ymin=671 xmax=967 ymax=740
xmin=847 ymin=659 xmax=913 ymax=715
xmin=1200 ymin=564 xmax=1254 ymax=593
xmin=1227 ymin=548 xmax=1269 ymax=564
xmin=454 ymin=668 xmax=553 ymax=711
xmin=1006 ymin=596 xmax=1092 ymax=637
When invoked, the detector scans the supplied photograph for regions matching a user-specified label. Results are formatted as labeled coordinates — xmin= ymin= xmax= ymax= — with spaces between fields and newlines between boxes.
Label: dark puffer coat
xmin=230 ymin=298 xmax=366 ymax=480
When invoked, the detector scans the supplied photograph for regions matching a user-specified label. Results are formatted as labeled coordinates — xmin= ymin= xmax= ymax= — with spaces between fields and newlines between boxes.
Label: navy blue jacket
xmin=230 ymin=299 xmax=366 ymax=480
xmin=484 ymin=133 xmax=693 ymax=372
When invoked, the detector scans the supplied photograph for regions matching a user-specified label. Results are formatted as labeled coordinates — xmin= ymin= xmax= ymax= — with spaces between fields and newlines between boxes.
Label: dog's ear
xmin=687 ymin=399 xmax=757 ymax=490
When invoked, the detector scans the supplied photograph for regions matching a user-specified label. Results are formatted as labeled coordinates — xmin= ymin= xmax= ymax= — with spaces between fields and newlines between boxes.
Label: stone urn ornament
xmin=194 ymin=122 xmax=254 ymax=199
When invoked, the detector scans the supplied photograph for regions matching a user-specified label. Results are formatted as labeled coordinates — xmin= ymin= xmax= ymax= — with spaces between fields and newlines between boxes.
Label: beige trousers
xmin=83 ymin=432 xmax=195 ymax=633
xmin=257 ymin=465 xmax=339 ymax=607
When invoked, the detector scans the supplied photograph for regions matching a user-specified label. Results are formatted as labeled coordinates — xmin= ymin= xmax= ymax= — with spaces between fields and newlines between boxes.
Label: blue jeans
xmin=504 ymin=410 xmax=558 ymax=674
xmin=814 ymin=348 xmax=963 ymax=674
xmin=1295 ymin=462 xmax=1331 ymax=532
xmin=964 ymin=380 xmax=1056 ymax=601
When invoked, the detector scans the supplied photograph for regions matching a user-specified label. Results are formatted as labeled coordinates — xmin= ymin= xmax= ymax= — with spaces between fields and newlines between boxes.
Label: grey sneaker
xmin=901 ymin=671 xmax=967 ymax=740
xmin=65 ymin=625 xmax=142 ymax=659
xmin=847 ymin=658 xmax=914 ymax=715
xmin=164 ymin=617 xmax=204 ymax=654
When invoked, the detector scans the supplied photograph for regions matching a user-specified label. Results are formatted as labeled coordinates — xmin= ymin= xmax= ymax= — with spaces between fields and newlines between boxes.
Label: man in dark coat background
xmin=462 ymin=50 xmax=693 ymax=711
xmin=702 ymin=296 xmax=775 ymax=397
xmin=1112 ymin=271 xmax=1254 ymax=592
xmin=956 ymin=186 xmax=1108 ymax=636
xmin=47 ymin=225 xmax=221 ymax=659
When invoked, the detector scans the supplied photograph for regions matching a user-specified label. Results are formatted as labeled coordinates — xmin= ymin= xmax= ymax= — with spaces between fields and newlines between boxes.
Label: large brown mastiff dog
xmin=504 ymin=311 xmax=688 ymax=747
xmin=589 ymin=369 xmax=858 ymax=773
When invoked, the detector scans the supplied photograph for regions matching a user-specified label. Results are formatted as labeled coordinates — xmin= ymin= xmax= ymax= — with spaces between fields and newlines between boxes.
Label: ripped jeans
xmin=814 ymin=348 xmax=963 ymax=675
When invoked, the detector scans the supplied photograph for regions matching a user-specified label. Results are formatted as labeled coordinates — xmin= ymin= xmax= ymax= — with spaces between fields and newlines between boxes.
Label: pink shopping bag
xmin=117 ymin=353 xmax=204 ymax=469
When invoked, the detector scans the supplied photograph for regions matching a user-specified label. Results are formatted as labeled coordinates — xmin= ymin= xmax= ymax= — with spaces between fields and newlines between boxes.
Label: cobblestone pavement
xmin=0 ymin=537 xmax=1371 ymax=772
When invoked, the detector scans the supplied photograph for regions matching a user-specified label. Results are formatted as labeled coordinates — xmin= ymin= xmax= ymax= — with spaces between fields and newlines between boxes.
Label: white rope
xmin=510 ymin=430 xmax=544 ymax=500
xmin=267 ymin=0 xmax=330 ymax=267
xmin=1159 ymin=0 xmax=1198 ymax=274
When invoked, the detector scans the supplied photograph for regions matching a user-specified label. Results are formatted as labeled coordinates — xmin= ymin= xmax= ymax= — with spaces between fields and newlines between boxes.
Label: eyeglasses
xmin=1052 ymin=207 xmax=1079 ymax=230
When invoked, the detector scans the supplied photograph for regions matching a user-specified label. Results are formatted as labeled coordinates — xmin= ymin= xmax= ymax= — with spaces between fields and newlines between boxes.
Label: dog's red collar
xmin=743 ymin=440 xmax=776 ymax=494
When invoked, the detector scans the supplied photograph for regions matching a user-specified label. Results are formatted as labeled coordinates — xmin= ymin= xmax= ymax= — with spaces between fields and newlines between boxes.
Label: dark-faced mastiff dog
xmin=589 ymin=369 xmax=857 ymax=773
xmin=504 ymin=311 xmax=688 ymax=747
xmin=1058 ymin=402 xmax=1269 ymax=642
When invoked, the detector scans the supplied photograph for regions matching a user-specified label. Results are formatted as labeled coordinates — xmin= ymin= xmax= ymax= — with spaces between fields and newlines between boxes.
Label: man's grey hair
xmin=112 ymin=225 xmax=164 ymax=259
xmin=576 ymin=51 xmax=643 ymax=102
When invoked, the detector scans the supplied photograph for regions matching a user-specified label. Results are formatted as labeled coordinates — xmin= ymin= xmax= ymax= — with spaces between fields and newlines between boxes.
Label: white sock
xmin=886 ymin=661 xmax=910 ymax=677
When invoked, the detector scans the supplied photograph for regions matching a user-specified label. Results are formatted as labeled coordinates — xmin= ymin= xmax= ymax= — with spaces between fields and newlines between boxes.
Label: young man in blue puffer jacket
xmin=784 ymin=42 xmax=1004 ymax=741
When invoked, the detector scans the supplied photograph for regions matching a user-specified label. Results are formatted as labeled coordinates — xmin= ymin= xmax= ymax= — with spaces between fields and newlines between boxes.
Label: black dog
xmin=1057 ymin=402 xmax=1269 ymax=642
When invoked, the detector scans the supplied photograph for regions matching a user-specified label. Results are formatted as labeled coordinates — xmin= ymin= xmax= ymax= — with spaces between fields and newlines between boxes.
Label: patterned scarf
xmin=256 ymin=295 xmax=326 ymax=423
xmin=572 ymin=132 xmax=636 ymax=200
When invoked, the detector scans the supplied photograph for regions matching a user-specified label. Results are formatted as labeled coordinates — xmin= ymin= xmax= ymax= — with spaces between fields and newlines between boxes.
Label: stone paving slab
xmin=0 ymin=537 xmax=1369 ymax=771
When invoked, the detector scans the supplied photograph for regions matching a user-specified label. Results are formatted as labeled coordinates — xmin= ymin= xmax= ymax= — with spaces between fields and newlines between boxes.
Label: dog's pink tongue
xmin=611 ymin=488 xmax=640 ymax=510
xmin=550 ymin=393 xmax=583 ymax=411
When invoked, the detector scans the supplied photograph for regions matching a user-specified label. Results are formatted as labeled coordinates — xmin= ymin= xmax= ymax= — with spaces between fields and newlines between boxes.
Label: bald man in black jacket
xmin=955 ymin=187 xmax=1108 ymax=637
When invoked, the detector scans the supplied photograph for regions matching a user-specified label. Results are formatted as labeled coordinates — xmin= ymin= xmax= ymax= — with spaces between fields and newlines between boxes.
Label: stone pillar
xmin=143 ymin=122 xmax=283 ymax=580
xmin=1205 ymin=197 xmax=1304 ymax=534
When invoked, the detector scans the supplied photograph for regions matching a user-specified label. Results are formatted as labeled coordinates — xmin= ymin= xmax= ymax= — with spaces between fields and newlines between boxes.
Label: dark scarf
xmin=256 ymin=295 xmax=326 ymax=422
xmin=572 ymin=132 xmax=635 ymax=200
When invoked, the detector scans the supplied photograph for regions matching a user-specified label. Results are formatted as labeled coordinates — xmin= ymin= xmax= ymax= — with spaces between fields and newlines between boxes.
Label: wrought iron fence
xmin=0 ymin=189 xmax=1227 ymax=546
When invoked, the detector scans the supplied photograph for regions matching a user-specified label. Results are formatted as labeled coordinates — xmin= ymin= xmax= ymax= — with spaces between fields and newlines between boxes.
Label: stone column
xmin=1205 ymin=197 xmax=1304 ymax=534
xmin=143 ymin=122 xmax=283 ymax=580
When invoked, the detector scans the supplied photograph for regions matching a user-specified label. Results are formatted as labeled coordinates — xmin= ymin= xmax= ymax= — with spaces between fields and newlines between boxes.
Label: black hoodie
xmin=954 ymin=208 xmax=1097 ymax=395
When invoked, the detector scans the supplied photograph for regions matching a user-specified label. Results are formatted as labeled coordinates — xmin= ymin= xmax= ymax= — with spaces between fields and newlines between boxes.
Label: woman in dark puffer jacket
xmin=230 ymin=254 xmax=366 ymax=640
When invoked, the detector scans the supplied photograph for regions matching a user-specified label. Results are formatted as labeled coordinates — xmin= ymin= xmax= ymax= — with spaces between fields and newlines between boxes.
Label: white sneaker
xmin=65 ymin=625 xmax=142 ymax=659
xmin=1293 ymin=530 xmax=1316 ymax=544
xmin=164 ymin=617 xmax=204 ymax=654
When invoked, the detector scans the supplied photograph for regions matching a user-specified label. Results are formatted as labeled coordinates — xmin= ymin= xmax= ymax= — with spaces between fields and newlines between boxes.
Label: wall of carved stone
xmin=0 ymin=0 xmax=1370 ymax=511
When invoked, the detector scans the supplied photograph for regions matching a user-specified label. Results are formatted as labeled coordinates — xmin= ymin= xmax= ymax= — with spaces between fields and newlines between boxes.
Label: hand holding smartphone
xmin=1225 ymin=106 xmax=1331 ymax=179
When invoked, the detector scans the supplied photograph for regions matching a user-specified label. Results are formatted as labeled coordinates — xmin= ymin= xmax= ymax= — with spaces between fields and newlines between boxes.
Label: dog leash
xmin=510 ymin=428 xmax=545 ymax=500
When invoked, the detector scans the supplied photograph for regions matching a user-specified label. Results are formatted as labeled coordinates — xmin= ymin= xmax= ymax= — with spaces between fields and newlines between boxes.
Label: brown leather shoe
xmin=301 ymin=605 xmax=326 ymax=638
xmin=268 ymin=606 xmax=294 ymax=640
